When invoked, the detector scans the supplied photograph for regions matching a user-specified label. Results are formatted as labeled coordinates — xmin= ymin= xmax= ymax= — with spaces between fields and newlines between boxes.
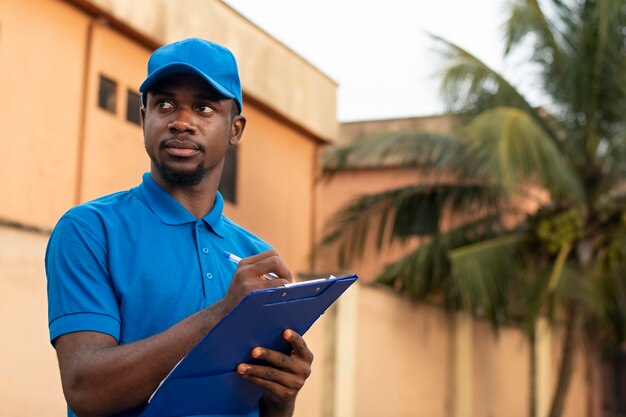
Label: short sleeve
xmin=46 ymin=213 xmax=121 ymax=344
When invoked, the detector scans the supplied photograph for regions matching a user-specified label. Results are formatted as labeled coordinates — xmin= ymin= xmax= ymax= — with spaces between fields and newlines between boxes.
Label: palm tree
xmin=317 ymin=1 xmax=626 ymax=416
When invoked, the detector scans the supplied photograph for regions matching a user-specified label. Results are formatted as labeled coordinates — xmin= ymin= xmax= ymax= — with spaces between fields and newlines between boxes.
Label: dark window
xmin=126 ymin=90 xmax=142 ymax=126
xmin=396 ymin=212 xmax=440 ymax=236
xmin=393 ymin=193 xmax=441 ymax=237
xmin=219 ymin=146 xmax=237 ymax=203
xmin=98 ymin=75 xmax=117 ymax=114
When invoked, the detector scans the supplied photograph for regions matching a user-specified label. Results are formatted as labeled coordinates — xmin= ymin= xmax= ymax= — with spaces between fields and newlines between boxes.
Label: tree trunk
xmin=583 ymin=335 xmax=603 ymax=417
xmin=529 ymin=323 xmax=537 ymax=417
xmin=548 ymin=302 xmax=583 ymax=417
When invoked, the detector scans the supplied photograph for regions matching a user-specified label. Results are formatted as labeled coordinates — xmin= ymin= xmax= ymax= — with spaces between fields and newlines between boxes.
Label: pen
xmin=222 ymin=251 xmax=279 ymax=280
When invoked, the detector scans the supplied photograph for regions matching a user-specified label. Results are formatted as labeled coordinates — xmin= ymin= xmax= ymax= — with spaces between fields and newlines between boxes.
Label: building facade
xmin=0 ymin=0 xmax=337 ymax=415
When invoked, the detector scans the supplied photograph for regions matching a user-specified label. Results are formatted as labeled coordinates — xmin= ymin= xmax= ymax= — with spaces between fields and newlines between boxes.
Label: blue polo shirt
xmin=46 ymin=172 xmax=269 ymax=417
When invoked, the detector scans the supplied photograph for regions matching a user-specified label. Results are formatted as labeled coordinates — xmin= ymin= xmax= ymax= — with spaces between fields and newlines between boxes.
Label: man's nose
xmin=168 ymin=108 xmax=196 ymax=134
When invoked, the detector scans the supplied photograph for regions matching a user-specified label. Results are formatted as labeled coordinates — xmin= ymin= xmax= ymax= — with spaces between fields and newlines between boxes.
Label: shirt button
xmin=206 ymin=273 xmax=213 ymax=280
xmin=202 ymin=248 xmax=209 ymax=254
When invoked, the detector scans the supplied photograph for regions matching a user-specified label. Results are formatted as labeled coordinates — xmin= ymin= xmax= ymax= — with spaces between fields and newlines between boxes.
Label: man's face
xmin=141 ymin=73 xmax=244 ymax=188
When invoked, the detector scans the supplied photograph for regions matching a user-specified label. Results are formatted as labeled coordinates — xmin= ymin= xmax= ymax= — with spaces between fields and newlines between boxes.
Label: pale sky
xmin=222 ymin=0 xmax=514 ymax=122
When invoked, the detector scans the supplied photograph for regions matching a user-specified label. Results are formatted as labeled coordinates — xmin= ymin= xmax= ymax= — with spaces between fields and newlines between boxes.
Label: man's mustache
xmin=160 ymin=138 xmax=206 ymax=152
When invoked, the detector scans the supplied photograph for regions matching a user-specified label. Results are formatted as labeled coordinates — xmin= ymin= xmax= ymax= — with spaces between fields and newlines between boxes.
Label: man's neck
xmin=151 ymin=172 xmax=220 ymax=219
xmin=168 ymin=186 xmax=217 ymax=219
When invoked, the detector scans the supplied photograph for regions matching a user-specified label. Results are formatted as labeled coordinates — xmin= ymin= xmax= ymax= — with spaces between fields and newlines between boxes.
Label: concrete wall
xmin=0 ymin=221 xmax=337 ymax=417
xmin=0 ymin=227 xmax=66 ymax=415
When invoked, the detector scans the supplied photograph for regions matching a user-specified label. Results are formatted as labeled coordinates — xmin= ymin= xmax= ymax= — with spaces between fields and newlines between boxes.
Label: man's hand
xmin=221 ymin=249 xmax=292 ymax=314
xmin=237 ymin=329 xmax=314 ymax=417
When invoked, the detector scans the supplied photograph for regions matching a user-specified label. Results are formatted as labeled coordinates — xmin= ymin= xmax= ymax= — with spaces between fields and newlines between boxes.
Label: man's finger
xmin=238 ymin=372 xmax=298 ymax=402
xmin=237 ymin=363 xmax=304 ymax=394
xmin=284 ymin=330 xmax=314 ymax=363
xmin=237 ymin=249 xmax=293 ymax=282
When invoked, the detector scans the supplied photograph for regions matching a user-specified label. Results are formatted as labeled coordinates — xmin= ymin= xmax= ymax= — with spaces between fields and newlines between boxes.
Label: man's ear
xmin=140 ymin=107 xmax=146 ymax=134
xmin=229 ymin=114 xmax=246 ymax=146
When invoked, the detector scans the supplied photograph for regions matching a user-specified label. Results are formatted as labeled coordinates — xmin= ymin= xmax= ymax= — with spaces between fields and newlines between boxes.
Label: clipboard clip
xmin=264 ymin=279 xmax=332 ymax=305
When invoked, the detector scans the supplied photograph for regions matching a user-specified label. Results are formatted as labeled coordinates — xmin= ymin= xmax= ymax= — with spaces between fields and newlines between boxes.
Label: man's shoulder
xmin=58 ymin=188 xmax=143 ymax=229
xmin=66 ymin=189 xmax=130 ymax=213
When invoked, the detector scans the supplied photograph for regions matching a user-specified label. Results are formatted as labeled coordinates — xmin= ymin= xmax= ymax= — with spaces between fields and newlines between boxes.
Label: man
xmin=46 ymin=38 xmax=313 ymax=417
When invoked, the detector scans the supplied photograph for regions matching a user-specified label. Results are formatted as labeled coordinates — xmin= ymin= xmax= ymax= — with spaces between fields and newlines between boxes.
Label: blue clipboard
xmin=139 ymin=274 xmax=358 ymax=417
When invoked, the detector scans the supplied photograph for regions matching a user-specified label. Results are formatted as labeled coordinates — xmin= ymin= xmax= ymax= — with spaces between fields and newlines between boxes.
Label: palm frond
xmin=375 ymin=214 xmax=511 ymax=303
xmin=314 ymin=182 xmax=509 ymax=267
xmin=562 ymin=0 xmax=626 ymax=161
xmin=586 ymin=270 xmax=626 ymax=348
xmin=430 ymin=33 xmax=561 ymax=145
xmin=449 ymin=234 xmax=527 ymax=324
xmin=313 ymin=189 xmax=396 ymax=267
xmin=504 ymin=0 xmax=568 ymax=98
xmin=595 ymin=131 xmax=626 ymax=202
xmin=465 ymin=107 xmax=585 ymax=203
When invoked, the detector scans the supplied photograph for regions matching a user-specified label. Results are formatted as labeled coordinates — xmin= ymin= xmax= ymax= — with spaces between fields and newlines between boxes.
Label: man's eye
xmin=197 ymin=105 xmax=214 ymax=114
xmin=156 ymin=101 xmax=174 ymax=110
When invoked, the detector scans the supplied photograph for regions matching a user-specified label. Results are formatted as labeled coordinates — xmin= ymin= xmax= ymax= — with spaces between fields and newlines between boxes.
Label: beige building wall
xmin=225 ymin=103 xmax=318 ymax=274
xmin=79 ymin=23 xmax=152 ymax=202
xmin=0 ymin=227 xmax=66 ymax=415
xmin=353 ymin=286 xmax=451 ymax=417
xmin=0 ymin=0 xmax=89 ymax=228
xmin=0 ymin=0 xmax=335 ymax=415
xmin=85 ymin=0 xmax=338 ymax=143
xmin=0 ymin=221 xmax=334 ymax=417
xmin=472 ymin=321 xmax=530 ymax=417
xmin=0 ymin=219 xmax=592 ymax=417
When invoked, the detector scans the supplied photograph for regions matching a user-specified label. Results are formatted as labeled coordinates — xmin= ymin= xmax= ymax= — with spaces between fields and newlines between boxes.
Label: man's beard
xmin=156 ymin=162 xmax=208 ymax=187
xmin=155 ymin=138 xmax=208 ymax=186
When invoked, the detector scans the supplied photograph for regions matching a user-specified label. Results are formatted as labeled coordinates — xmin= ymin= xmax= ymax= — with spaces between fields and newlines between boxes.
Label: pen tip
xmin=222 ymin=251 xmax=230 ymax=258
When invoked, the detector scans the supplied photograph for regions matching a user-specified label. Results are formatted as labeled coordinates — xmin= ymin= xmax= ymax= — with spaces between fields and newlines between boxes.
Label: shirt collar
xmin=138 ymin=172 xmax=226 ymax=237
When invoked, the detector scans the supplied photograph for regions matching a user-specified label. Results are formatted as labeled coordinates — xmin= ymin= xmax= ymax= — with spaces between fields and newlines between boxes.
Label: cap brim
xmin=139 ymin=63 xmax=236 ymax=100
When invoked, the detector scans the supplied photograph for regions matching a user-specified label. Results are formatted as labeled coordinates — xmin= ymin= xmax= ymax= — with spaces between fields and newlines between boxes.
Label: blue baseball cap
xmin=139 ymin=38 xmax=242 ymax=114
